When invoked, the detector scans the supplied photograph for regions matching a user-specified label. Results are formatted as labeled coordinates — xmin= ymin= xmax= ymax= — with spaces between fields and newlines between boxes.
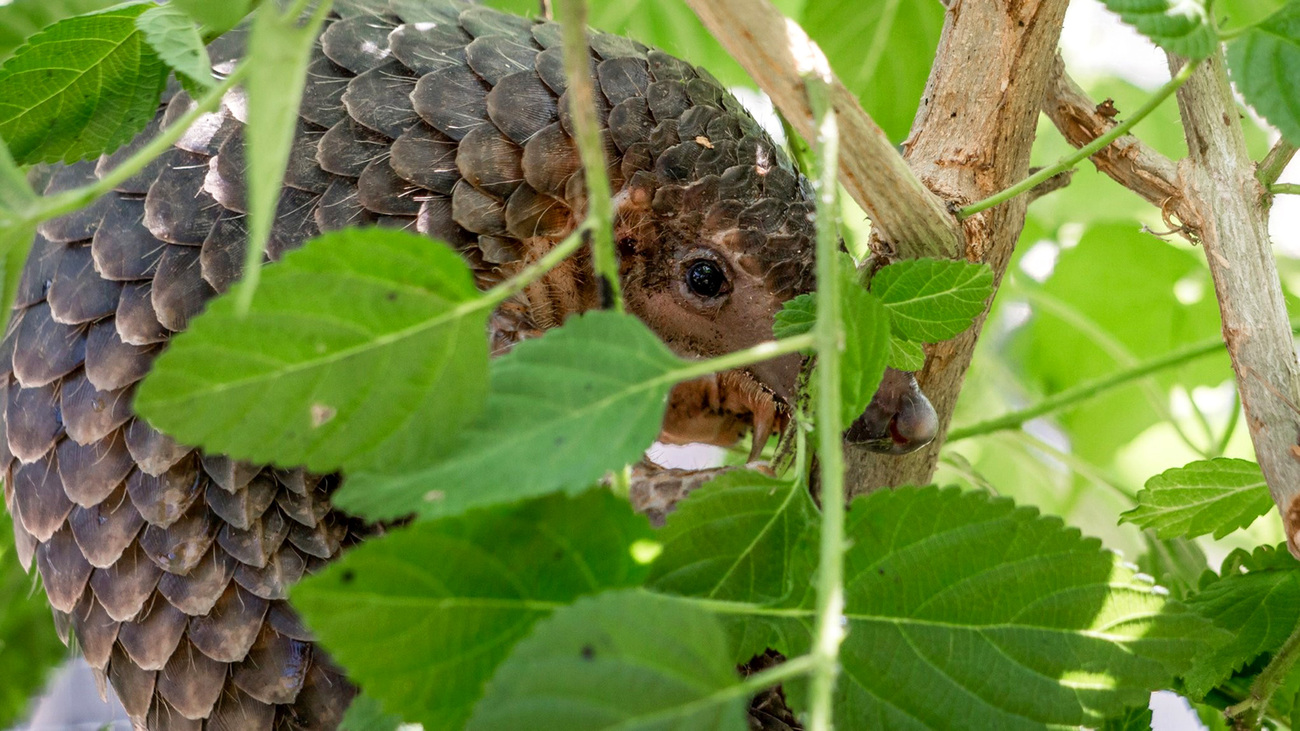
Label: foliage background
xmin=0 ymin=0 xmax=1296 ymax=728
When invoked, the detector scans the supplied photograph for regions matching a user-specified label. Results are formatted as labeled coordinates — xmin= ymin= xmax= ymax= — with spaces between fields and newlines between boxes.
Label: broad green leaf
xmin=1137 ymin=533 xmax=1209 ymax=600
xmin=0 ymin=0 xmax=122 ymax=62
xmin=137 ymin=4 xmax=214 ymax=94
xmin=336 ymin=311 xmax=686 ymax=521
xmin=769 ymin=487 xmax=1219 ymax=727
xmin=1227 ymin=1 xmax=1300 ymax=146
xmin=888 ymin=336 xmax=925 ymax=371
xmin=649 ymin=470 xmax=816 ymax=605
xmin=468 ymin=590 xmax=748 ymax=731
xmin=241 ymin=0 xmax=330 ymax=304
xmin=839 ymin=283 xmax=891 ymax=423
xmin=0 ymin=2 xmax=167 ymax=164
xmin=801 ymin=0 xmax=945 ymax=143
xmin=1216 ymin=0 xmax=1288 ymax=32
xmin=340 ymin=695 xmax=403 ymax=731
xmin=0 ymin=222 xmax=36 ymax=330
xmin=1121 ymin=458 xmax=1271 ymax=540
xmin=871 ymin=258 xmax=993 ymax=342
xmin=0 ymin=513 xmax=65 ymax=728
xmin=1100 ymin=0 xmax=1217 ymax=59
xmin=1102 ymin=706 xmax=1155 ymax=731
xmin=292 ymin=490 xmax=653 ymax=731
xmin=772 ymin=292 xmax=815 ymax=339
xmin=135 ymin=228 xmax=489 ymax=474
xmin=1183 ymin=544 xmax=1300 ymax=697
xmin=171 ymin=0 xmax=256 ymax=35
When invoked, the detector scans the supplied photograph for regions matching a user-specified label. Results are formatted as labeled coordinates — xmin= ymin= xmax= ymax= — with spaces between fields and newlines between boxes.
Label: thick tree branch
xmin=682 ymin=0 xmax=963 ymax=259
xmin=1039 ymin=54 xmax=1199 ymax=236
xmin=1169 ymin=51 xmax=1300 ymax=558
xmin=845 ymin=0 xmax=1071 ymax=493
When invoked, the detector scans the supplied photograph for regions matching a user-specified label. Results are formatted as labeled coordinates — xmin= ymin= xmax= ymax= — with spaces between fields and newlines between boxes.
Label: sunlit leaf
xmin=772 ymin=292 xmax=815 ymax=340
xmin=0 ymin=0 xmax=122 ymax=62
xmin=1121 ymin=459 xmax=1271 ymax=540
xmin=137 ymin=4 xmax=214 ymax=94
xmin=1100 ymin=0 xmax=1216 ymax=58
xmin=1227 ymin=1 xmax=1300 ymax=146
xmin=888 ymin=337 xmax=925 ymax=371
xmin=871 ymin=258 xmax=992 ymax=342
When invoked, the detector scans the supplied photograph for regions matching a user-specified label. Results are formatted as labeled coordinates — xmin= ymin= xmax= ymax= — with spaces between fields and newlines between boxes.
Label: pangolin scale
xmin=0 ymin=1 xmax=919 ymax=728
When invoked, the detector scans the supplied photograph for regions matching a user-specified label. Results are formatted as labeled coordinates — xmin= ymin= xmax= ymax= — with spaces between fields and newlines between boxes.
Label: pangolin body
xmin=1 ymin=1 xmax=825 ymax=728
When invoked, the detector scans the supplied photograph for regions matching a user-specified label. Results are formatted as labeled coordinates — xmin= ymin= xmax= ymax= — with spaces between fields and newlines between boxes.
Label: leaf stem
xmin=1257 ymin=139 xmax=1298 ymax=187
xmin=555 ymin=0 xmax=623 ymax=312
xmin=959 ymin=61 xmax=1198 ymax=219
xmin=1271 ymin=183 xmax=1300 ymax=195
xmin=1227 ymin=616 xmax=1300 ymax=730
xmin=477 ymin=223 xmax=591 ymax=310
xmin=667 ymin=334 xmax=815 ymax=383
xmin=736 ymin=653 xmax=818 ymax=698
xmin=806 ymin=74 xmax=845 ymax=731
xmin=32 ymin=63 xmax=249 ymax=225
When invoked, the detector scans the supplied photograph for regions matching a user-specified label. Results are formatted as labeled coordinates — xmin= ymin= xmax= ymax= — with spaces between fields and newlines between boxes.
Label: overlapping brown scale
xmin=124 ymin=419 xmax=192 ymax=477
xmin=92 ymin=542 xmax=162 ymax=622
xmin=486 ymin=71 xmax=558 ymax=145
xmin=13 ymin=454 xmax=73 ymax=542
xmin=92 ymin=196 xmax=166 ymax=281
xmin=413 ymin=64 xmax=490 ymax=140
xmin=455 ymin=126 xmax=524 ymax=199
xmin=206 ymin=473 xmax=278 ymax=530
xmin=390 ymin=121 xmax=461 ymax=193
xmin=6 ymin=381 xmax=61 ymax=463
xmin=109 ymin=644 xmax=158 ymax=718
xmin=147 ymin=698 xmax=202 ymax=731
xmin=317 ymin=118 xmax=390 ymax=178
xmin=357 ymin=158 xmax=424 ymax=216
xmin=590 ymin=31 xmax=648 ymax=61
xmin=343 ymin=60 xmax=420 ymax=138
xmin=200 ymin=210 xmax=250 ymax=294
xmin=118 ymin=594 xmax=188 ymax=671
xmin=138 ymin=502 xmax=218 ymax=575
xmin=202 ymin=455 xmax=262 ymax=494
xmin=13 ymin=234 xmax=63 ymax=310
xmin=37 ymin=526 xmax=94 ymax=613
xmin=11 ymin=301 xmax=84 ymax=388
xmin=157 ymin=637 xmax=228 ymax=719
xmin=71 ymin=592 xmax=120 ymax=671
xmin=608 ymin=97 xmax=655 ymax=153
xmin=286 ymin=515 xmax=347 ymax=559
xmin=188 ymin=583 xmax=268 ymax=662
xmin=233 ymin=544 xmax=306 ymax=601
xmin=232 ymin=625 xmax=312 ymax=704
xmin=267 ymin=188 xmax=323 ymax=261
xmin=59 ymin=432 xmax=135 ymax=508
xmin=152 ymin=245 xmax=216 ymax=332
xmin=301 ymin=54 xmax=353 ymax=129
xmin=218 ymin=506 xmax=290 ymax=568
xmin=465 ymin=35 xmax=537 ymax=85
xmin=68 ymin=483 xmax=144 ymax=567
xmin=417 ymin=195 xmax=477 ymax=250
xmin=97 ymin=112 xmax=173 ymax=196
xmin=60 ymin=372 xmax=133 ymax=446
xmin=505 ymin=184 xmax=572 ymax=240
xmin=38 ymin=162 xmax=111 ymax=244
xmin=288 ymin=662 xmax=354 ymax=729
xmin=85 ymin=319 xmax=157 ymax=391
xmin=533 ymin=46 xmax=571 ymax=95
xmin=521 ymin=122 xmax=579 ymax=198
xmin=126 ymin=457 xmax=204 ymax=529
xmin=157 ymin=547 xmax=235 ymax=616
xmin=208 ymin=687 xmax=275 ymax=731
xmin=144 ymin=151 xmax=222 ymax=245
xmin=451 ymin=179 xmax=507 ymax=235
xmin=597 ymin=56 xmax=651 ymax=107
xmin=459 ymin=5 xmax=534 ymax=40
xmin=389 ymin=22 xmax=470 ymax=75
xmin=319 ymin=15 xmax=395 ymax=73
xmin=116 ymin=283 xmax=172 ymax=345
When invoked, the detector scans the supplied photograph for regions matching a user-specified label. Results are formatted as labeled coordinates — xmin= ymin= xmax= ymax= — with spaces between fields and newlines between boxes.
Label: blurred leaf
xmin=337 ymin=311 xmax=685 ymax=521
xmin=888 ymin=337 xmax=926 ymax=371
xmin=135 ymin=228 xmax=490 ymax=474
xmin=838 ymin=282 xmax=891 ymax=423
xmin=292 ymin=490 xmax=652 ymax=731
xmin=801 ymin=0 xmax=944 ymax=142
xmin=0 ymin=2 xmax=167 ymax=164
xmin=1122 ymin=459 xmax=1271 ymax=540
xmin=0 ymin=0 xmax=121 ymax=62
xmin=468 ymin=590 xmax=748 ymax=731
xmin=1216 ymin=0 xmax=1288 ymax=31
xmin=1101 ymin=706 xmax=1154 ymax=730
xmin=0 ymin=513 xmax=65 ymax=728
xmin=1182 ymin=544 xmax=1300 ymax=698
xmin=1099 ymin=0 xmax=1216 ymax=58
xmin=772 ymin=292 xmax=815 ymax=340
xmin=0 ymin=222 xmax=36 ymax=331
xmin=1138 ymin=533 xmax=1209 ymax=600
xmin=871 ymin=258 xmax=993 ymax=342
xmin=137 ymin=4 xmax=215 ymax=94
xmin=1227 ymin=1 xmax=1300 ymax=146
xmin=171 ymin=0 xmax=256 ymax=35
xmin=339 ymin=694 xmax=403 ymax=731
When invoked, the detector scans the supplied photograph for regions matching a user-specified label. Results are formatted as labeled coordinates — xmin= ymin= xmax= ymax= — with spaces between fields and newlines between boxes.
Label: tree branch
xmin=844 ymin=0 xmax=1071 ymax=493
xmin=1169 ymin=50 xmax=1300 ymax=559
xmin=1258 ymin=138 xmax=1298 ymax=187
xmin=682 ymin=0 xmax=962 ymax=260
xmin=1038 ymin=54 xmax=1198 ymax=236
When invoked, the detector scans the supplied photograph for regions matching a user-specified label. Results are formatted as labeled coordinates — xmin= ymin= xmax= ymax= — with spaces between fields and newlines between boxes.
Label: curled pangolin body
xmin=1 ymin=1 xmax=817 ymax=728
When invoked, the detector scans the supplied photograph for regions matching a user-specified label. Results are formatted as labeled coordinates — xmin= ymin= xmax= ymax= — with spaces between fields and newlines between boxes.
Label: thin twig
xmin=1257 ymin=138 xmax=1299 ymax=187
xmin=682 ymin=0 xmax=962 ymax=259
xmin=1271 ymin=183 xmax=1300 ymax=195
xmin=1226 ymin=617 xmax=1300 ymax=729
xmin=961 ymin=61 xmax=1197 ymax=218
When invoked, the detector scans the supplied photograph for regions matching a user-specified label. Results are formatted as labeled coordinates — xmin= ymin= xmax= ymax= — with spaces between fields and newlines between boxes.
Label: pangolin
xmin=0 ymin=1 xmax=938 ymax=728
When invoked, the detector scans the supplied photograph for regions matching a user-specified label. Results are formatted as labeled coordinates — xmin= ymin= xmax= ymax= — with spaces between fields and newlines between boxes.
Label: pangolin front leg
xmin=0 ymin=1 xmax=936 ymax=728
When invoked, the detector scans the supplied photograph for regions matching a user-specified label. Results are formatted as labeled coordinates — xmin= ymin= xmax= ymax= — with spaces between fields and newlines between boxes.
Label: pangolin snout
xmin=844 ymin=369 xmax=939 ymax=455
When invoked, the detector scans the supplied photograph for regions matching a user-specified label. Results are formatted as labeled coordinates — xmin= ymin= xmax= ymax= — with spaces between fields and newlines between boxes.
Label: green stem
xmin=555 ymin=0 xmax=623 ymax=312
xmin=31 ymin=64 xmax=250 ymax=225
xmin=1227 ymin=617 xmax=1300 ymax=730
xmin=806 ymin=75 xmax=845 ymax=731
xmin=478 ymin=223 xmax=591 ymax=309
xmin=959 ymin=61 xmax=1198 ymax=218
xmin=669 ymin=334 xmax=815 ymax=383
xmin=1257 ymin=139 xmax=1298 ymax=187
xmin=947 ymin=336 xmax=1226 ymax=442
xmin=736 ymin=653 xmax=818 ymax=698
xmin=1271 ymin=183 xmax=1300 ymax=195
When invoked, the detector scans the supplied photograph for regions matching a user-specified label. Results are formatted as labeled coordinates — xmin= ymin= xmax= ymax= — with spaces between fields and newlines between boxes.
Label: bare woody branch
xmin=1169 ymin=51 xmax=1300 ymax=558
xmin=1040 ymin=54 xmax=1200 ymax=237
xmin=682 ymin=0 xmax=963 ymax=260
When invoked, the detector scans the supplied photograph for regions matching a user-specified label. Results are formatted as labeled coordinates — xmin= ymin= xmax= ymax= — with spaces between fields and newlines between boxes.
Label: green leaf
xmin=467 ymin=590 xmax=748 ymax=731
xmin=772 ymin=292 xmax=815 ymax=339
xmin=0 ymin=513 xmax=65 ymax=728
xmin=649 ymin=470 xmax=816 ymax=605
xmin=838 ymin=283 xmax=891 ymax=423
xmin=871 ymin=258 xmax=993 ymax=342
xmin=0 ymin=1 xmax=167 ymax=164
xmin=292 ymin=490 xmax=653 ymax=731
xmin=1137 ymin=533 xmax=1209 ymax=600
xmin=1227 ymin=1 xmax=1300 ymax=146
xmin=339 ymin=694 xmax=403 ymax=731
xmin=1183 ymin=544 xmax=1300 ymax=698
xmin=336 ymin=311 xmax=685 ymax=521
xmin=136 ymin=4 xmax=214 ymax=94
xmin=887 ymin=336 xmax=925 ymax=371
xmin=171 ymin=0 xmax=255 ymax=35
xmin=1099 ymin=0 xmax=1217 ymax=59
xmin=240 ymin=0 xmax=329 ymax=305
xmin=0 ymin=136 xmax=34 ymax=214
xmin=801 ymin=0 xmax=945 ymax=143
xmin=0 ymin=222 xmax=36 ymax=331
xmin=135 ymin=228 xmax=489 ymax=474
xmin=0 ymin=0 xmax=122 ymax=62
xmin=1121 ymin=458 xmax=1271 ymax=540
xmin=1101 ymin=706 xmax=1155 ymax=731
xmin=774 ymin=487 xmax=1220 ymax=727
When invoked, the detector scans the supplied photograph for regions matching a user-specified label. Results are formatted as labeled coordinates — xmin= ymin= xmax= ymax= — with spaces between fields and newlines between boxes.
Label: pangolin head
xmin=599 ymin=66 xmax=937 ymax=457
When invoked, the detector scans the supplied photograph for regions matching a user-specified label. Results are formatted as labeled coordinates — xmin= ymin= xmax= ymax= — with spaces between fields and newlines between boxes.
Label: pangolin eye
xmin=686 ymin=260 xmax=727 ymax=298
